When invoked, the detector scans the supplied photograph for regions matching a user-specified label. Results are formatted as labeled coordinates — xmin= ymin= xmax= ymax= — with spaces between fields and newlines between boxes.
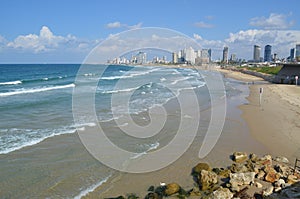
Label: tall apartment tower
xmin=264 ymin=45 xmax=272 ymax=62
xmin=296 ymin=44 xmax=300 ymax=61
xmin=290 ymin=48 xmax=295 ymax=61
xmin=222 ymin=46 xmax=228 ymax=63
xmin=253 ymin=45 xmax=261 ymax=62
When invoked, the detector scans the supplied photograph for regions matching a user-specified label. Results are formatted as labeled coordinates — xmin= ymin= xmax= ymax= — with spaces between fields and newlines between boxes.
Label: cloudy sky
xmin=0 ymin=0 xmax=300 ymax=63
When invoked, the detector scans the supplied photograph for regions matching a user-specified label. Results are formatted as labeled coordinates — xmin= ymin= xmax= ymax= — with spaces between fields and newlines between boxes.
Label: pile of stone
xmin=106 ymin=152 xmax=300 ymax=199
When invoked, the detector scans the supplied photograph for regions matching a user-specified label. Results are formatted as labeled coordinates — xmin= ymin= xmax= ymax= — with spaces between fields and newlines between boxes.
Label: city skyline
xmin=0 ymin=0 xmax=300 ymax=63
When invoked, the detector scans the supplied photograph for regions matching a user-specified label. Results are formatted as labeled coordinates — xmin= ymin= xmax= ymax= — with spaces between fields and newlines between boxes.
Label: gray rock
xmin=233 ymin=152 xmax=248 ymax=163
xmin=208 ymin=187 xmax=233 ymax=199
xmin=199 ymin=169 xmax=218 ymax=191
xmin=229 ymin=172 xmax=255 ymax=188
xmin=263 ymin=185 xmax=274 ymax=196
xmin=274 ymin=156 xmax=289 ymax=163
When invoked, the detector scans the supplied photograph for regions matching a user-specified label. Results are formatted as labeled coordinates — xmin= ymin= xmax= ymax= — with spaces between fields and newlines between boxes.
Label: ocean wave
xmin=0 ymin=128 xmax=76 ymax=155
xmin=0 ymin=80 xmax=22 ymax=85
xmin=74 ymin=174 xmax=112 ymax=199
xmin=0 ymin=83 xmax=75 ymax=97
xmin=0 ymin=122 xmax=97 ymax=154
xmin=170 ymin=76 xmax=193 ymax=85
xmin=130 ymin=142 xmax=160 ymax=159
xmin=101 ymin=86 xmax=140 ymax=94
xmin=101 ymin=68 xmax=160 ymax=81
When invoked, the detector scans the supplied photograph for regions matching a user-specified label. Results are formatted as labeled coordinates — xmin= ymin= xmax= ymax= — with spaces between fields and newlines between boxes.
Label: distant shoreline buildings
xmin=107 ymin=43 xmax=300 ymax=66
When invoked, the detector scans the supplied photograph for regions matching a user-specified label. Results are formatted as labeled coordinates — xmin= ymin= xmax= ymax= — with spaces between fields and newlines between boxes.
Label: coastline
xmin=87 ymin=66 xmax=273 ymax=198
xmin=219 ymin=68 xmax=300 ymax=161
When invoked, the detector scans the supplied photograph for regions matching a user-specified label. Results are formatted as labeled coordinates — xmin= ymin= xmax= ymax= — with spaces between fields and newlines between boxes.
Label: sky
xmin=0 ymin=0 xmax=300 ymax=63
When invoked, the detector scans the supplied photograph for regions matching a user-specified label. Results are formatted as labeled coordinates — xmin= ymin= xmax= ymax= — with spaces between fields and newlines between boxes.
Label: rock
xmin=229 ymin=172 xmax=255 ymax=188
xmin=274 ymin=156 xmax=289 ymax=163
xmin=193 ymin=162 xmax=211 ymax=175
xmin=105 ymin=196 xmax=125 ymax=199
xmin=188 ymin=187 xmax=201 ymax=196
xmin=265 ymin=167 xmax=281 ymax=183
xmin=208 ymin=187 xmax=233 ymax=199
xmin=145 ymin=192 xmax=161 ymax=199
xmin=249 ymin=153 xmax=258 ymax=162
xmin=198 ymin=169 xmax=218 ymax=191
xmin=127 ymin=194 xmax=138 ymax=199
xmin=229 ymin=163 xmax=249 ymax=173
xmin=147 ymin=186 xmax=155 ymax=192
xmin=255 ymin=182 xmax=263 ymax=188
xmin=274 ymin=164 xmax=291 ymax=178
xmin=287 ymin=174 xmax=299 ymax=185
xmin=263 ymin=185 xmax=274 ymax=196
xmin=256 ymin=170 xmax=265 ymax=180
xmin=275 ymin=179 xmax=286 ymax=188
xmin=259 ymin=155 xmax=272 ymax=166
xmin=213 ymin=168 xmax=231 ymax=178
xmin=233 ymin=152 xmax=248 ymax=163
xmin=164 ymin=183 xmax=180 ymax=196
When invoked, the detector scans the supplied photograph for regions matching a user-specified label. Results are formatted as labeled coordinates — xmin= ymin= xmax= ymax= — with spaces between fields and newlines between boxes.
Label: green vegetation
xmin=242 ymin=66 xmax=282 ymax=75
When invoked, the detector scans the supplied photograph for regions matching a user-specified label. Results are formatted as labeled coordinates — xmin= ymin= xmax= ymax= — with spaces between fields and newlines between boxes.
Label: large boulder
xmin=193 ymin=162 xmax=211 ymax=175
xmin=164 ymin=183 xmax=180 ymax=196
xmin=232 ymin=152 xmax=248 ymax=163
xmin=264 ymin=167 xmax=281 ymax=183
xmin=274 ymin=156 xmax=289 ymax=163
xmin=229 ymin=172 xmax=255 ymax=188
xmin=208 ymin=187 xmax=233 ymax=199
xmin=198 ymin=170 xmax=218 ymax=191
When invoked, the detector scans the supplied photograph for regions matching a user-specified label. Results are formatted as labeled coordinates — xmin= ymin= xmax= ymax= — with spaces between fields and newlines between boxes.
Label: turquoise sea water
xmin=0 ymin=64 xmax=212 ymax=198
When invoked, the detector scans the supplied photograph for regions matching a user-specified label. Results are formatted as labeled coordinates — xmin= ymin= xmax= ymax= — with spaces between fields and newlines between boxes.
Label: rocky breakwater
xmin=106 ymin=152 xmax=300 ymax=199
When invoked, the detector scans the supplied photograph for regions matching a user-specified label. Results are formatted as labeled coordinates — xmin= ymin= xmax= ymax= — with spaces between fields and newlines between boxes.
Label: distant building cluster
xmin=172 ymin=47 xmax=212 ymax=65
xmin=108 ymin=43 xmax=300 ymax=66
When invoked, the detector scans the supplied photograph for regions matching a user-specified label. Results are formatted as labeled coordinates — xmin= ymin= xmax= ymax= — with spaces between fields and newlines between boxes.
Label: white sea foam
xmin=0 ymin=122 xmax=97 ymax=154
xmin=101 ymin=68 xmax=160 ymax=80
xmin=130 ymin=142 xmax=160 ymax=159
xmin=0 ymin=128 xmax=76 ymax=154
xmin=0 ymin=83 xmax=75 ymax=97
xmin=0 ymin=80 xmax=22 ymax=85
xmin=74 ymin=174 xmax=112 ymax=199
xmin=101 ymin=86 xmax=139 ymax=94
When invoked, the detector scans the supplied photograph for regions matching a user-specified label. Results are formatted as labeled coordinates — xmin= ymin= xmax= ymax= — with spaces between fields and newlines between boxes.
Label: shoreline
xmin=94 ymin=67 xmax=300 ymax=198
xmin=87 ymin=67 xmax=273 ymax=198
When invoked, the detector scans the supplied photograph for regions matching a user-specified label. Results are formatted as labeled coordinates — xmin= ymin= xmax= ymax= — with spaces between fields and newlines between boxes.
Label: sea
xmin=0 ymin=64 xmax=241 ymax=198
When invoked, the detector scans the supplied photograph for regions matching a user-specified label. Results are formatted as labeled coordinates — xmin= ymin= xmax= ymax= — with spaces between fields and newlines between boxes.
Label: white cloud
xmin=225 ymin=29 xmax=300 ymax=59
xmin=193 ymin=33 xmax=203 ymax=40
xmin=250 ymin=13 xmax=295 ymax=30
xmin=106 ymin=21 xmax=143 ymax=29
xmin=6 ymin=26 xmax=93 ymax=53
xmin=106 ymin=21 xmax=122 ymax=28
xmin=194 ymin=21 xmax=214 ymax=28
xmin=127 ymin=22 xmax=143 ymax=29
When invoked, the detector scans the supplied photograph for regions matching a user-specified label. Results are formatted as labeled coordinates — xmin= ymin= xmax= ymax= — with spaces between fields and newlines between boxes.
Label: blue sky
xmin=0 ymin=0 xmax=300 ymax=63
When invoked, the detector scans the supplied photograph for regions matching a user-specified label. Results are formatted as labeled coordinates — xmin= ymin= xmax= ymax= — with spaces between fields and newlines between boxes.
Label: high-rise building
xmin=230 ymin=54 xmax=236 ymax=62
xmin=264 ymin=45 xmax=272 ymax=62
xmin=222 ymin=46 xmax=228 ymax=63
xmin=290 ymin=48 xmax=295 ymax=62
xmin=253 ymin=45 xmax=261 ymax=62
xmin=172 ymin=52 xmax=178 ymax=64
xmin=208 ymin=49 xmax=212 ymax=62
xmin=200 ymin=49 xmax=210 ymax=64
xmin=296 ymin=44 xmax=300 ymax=61
xmin=137 ymin=51 xmax=147 ymax=64
xmin=184 ymin=47 xmax=196 ymax=64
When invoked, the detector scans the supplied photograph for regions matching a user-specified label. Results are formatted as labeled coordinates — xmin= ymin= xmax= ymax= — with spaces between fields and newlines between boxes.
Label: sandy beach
xmin=85 ymin=67 xmax=281 ymax=198
xmin=218 ymin=68 xmax=300 ymax=161
xmin=84 ymin=67 xmax=300 ymax=198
